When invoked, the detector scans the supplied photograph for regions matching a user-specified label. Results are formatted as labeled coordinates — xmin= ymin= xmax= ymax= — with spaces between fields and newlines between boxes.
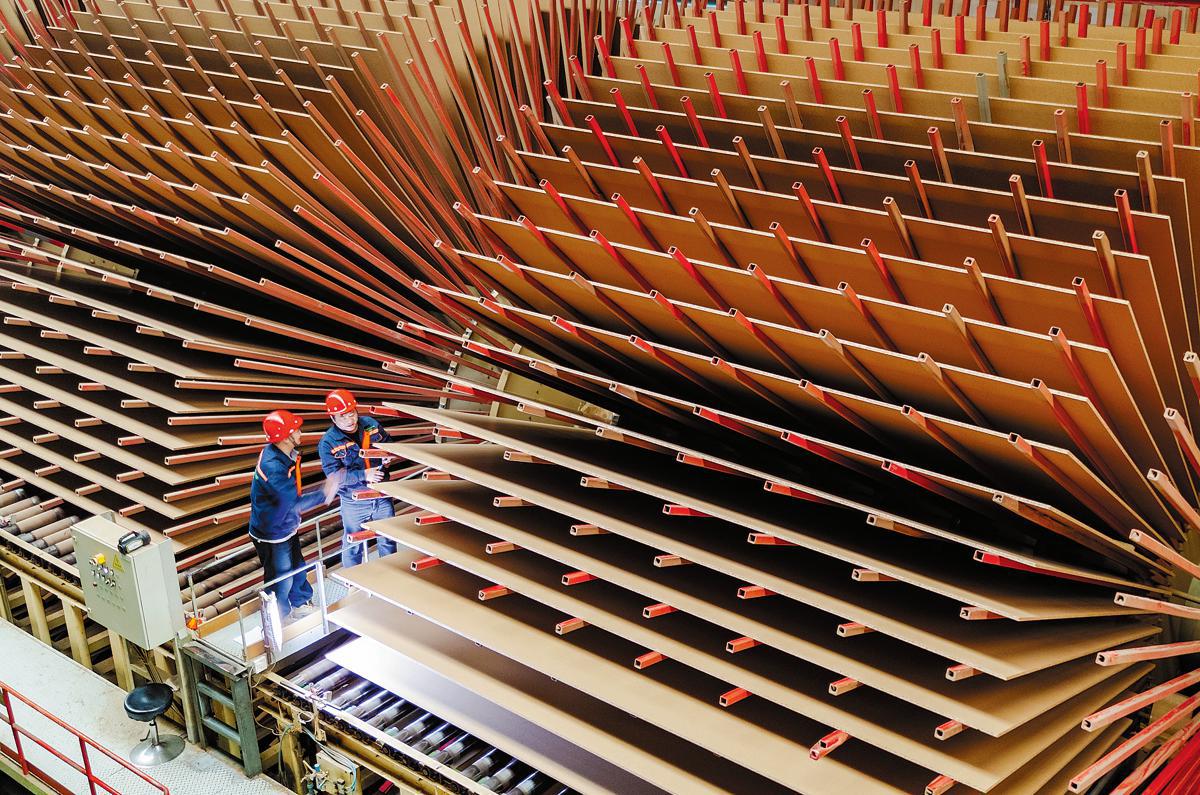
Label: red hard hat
xmin=263 ymin=410 xmax=303 ymax=444
xmin=325 ymin=388 xmax=358 ymax=416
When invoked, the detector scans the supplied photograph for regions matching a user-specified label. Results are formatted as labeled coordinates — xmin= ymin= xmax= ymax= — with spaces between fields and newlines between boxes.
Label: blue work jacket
xmin=317 ymin=416 xmax=391 ymax=500
xmin=248 ymin=444 xmax=325 ymax=543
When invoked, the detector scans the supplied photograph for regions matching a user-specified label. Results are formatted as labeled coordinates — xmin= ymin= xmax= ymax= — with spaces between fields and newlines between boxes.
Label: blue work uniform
xmin=249 ymin=444 xmax=322 ymax=617
xmin=317 ymin=416 xmax=397 ymax=568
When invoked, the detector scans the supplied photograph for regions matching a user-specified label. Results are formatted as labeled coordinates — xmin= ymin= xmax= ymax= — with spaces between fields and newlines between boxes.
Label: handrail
xmin=184 ymin=504 xmax=342 ymax=627
xmin=0 ymin=678 xmax=170 ymax=795
xmin=220 ymin=467 xmax=426 ymax=661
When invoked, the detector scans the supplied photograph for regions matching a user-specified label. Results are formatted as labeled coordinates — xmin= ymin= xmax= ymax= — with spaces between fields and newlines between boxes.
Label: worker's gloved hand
xmin=364 ymin=467 xmax=384 ymax=484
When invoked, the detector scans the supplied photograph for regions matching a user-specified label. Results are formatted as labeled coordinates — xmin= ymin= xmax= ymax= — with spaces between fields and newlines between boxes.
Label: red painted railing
xmin=0 ymin=679 xmax=169 ymax=795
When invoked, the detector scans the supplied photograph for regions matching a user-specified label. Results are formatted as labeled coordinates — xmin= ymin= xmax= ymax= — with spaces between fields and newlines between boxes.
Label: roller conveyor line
xmin=274 ymin=636 xmax=577 ymax=795
xmin=0 ymin=477 xmax=82 ymax=570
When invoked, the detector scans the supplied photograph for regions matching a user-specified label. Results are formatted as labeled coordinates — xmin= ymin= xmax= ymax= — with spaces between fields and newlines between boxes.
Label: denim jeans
xmin=339 ymin=497 xmax=397 ymax=568
xmin=252 ymin=535 xmax=312 ymax=619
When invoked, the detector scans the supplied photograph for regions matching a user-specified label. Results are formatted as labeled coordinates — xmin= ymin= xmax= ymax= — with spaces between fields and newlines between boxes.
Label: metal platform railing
xmin=0 ymin=678 xmax=170 ymax=795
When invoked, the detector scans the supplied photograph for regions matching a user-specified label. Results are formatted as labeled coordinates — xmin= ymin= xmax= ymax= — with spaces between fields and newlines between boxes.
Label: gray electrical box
xmin=73 ymin=513 xmax=184 ymax=650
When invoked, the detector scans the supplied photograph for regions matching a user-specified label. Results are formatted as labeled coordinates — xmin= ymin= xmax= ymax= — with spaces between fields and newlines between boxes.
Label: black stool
xmin=123 ymin=683 xmax=184 ymax=766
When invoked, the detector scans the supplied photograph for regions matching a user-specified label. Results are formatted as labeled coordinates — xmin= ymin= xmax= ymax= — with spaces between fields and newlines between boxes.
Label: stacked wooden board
xmin=0 ymin=252 xmax=442 ymax=622
xmin=333 ymin=1 xmax=1200 ymax=792
xmin=0 ymin=0 xmax=468 ymax=620
xmin=4 ymin=0 xmax=1200 ymax=790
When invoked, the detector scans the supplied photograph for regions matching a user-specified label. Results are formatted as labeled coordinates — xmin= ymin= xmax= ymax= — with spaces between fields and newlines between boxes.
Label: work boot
xmin=289 ymin=602 xmax=316 ymax=620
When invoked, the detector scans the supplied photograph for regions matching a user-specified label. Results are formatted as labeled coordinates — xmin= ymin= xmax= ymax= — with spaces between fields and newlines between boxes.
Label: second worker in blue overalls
xmin=318 ymin=388 xmax=398 ymax=567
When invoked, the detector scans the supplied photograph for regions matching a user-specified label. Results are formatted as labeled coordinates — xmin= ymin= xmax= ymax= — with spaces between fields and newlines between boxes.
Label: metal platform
xmin=200 ymin=575 xmax=352 ymax=675
xmin=0 ymin=621 xmax=290 ymax=795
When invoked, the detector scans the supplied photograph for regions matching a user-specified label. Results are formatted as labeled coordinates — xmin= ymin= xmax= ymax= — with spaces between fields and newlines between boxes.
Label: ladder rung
xmin=196 ymin=681 xmax=235 ymax=709
xmin=200 ymin=714 xmax=242 ymax=745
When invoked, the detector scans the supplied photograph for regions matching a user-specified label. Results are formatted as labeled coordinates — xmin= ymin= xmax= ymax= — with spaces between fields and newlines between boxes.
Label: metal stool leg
xmin=130 ymin=717 xmax=185 ymax=767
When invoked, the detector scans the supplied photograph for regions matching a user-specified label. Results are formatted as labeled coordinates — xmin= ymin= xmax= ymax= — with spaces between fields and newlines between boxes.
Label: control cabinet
xmin=73 ymin=513 xmax=184 ymax=649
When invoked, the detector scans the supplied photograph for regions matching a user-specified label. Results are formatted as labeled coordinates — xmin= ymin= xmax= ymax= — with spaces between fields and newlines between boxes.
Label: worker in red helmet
xmin=318 ymin=389 xmax=398 ymax=568
xmin=249 ymin=410 xmax=335 ymax=622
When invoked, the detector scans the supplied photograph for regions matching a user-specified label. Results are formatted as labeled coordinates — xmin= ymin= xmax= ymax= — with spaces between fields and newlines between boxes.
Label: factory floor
xmin=0 ymin=622 xmax=290 ymax=795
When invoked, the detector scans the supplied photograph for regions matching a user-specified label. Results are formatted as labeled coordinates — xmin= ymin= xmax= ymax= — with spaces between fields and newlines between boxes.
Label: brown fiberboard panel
xmin=334 ymin=552 xmax=931 ymax=793
xmin=386 ymin=444 xmax=1138 ymax=623
xmin=370 ymin=469 xmax=1142 ymax=736
xmin=326 ymin=630 xmax=675 ymax=795
xmin=378 ymin=425 xmax=1158 ymax=680
xmin=368 ymin=500 xmax=1144 ymax=776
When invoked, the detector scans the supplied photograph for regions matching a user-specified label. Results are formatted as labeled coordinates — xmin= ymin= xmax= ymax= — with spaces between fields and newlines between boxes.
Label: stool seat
xmin=123 ymin=683 xmax=173 ymax=723
xmin=122 ymin=682 xmax=184 ymax=767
